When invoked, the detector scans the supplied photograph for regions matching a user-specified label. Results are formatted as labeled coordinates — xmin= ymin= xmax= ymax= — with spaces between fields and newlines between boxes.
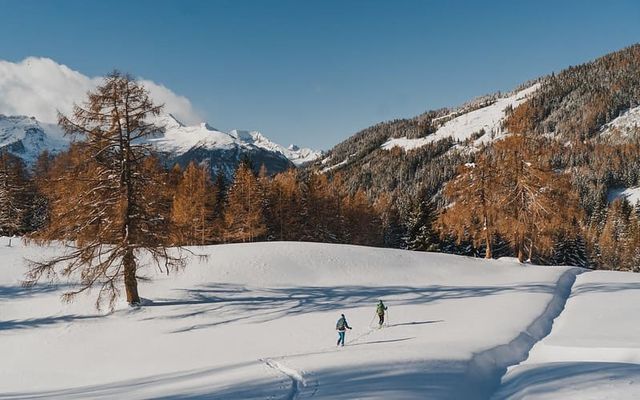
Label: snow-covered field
xmin=494 ymin=271 xmax=640 ymax=399
xmin=0 ymin=239 xmax=637 ymax=399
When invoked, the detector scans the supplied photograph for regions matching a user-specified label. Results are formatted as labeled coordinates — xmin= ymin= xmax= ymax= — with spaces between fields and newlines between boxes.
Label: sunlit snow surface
xmin=382 ymin=84 xmax=540 ymax=152
xmin=0 ymin=239 xmax=638 ymax=399
xmin=0 ymin=113 xmax=320 ymax=167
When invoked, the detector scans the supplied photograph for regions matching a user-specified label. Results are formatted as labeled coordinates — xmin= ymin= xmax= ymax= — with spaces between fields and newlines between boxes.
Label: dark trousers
xmin=378 ymin=314 xmax=384 ymax=325
xmin=337 ymin=331 xmax=346 ymax=346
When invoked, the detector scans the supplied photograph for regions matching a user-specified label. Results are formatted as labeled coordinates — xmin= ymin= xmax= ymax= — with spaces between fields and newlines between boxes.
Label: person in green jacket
xmin=376 ymin=300 xmax=388 ymax=327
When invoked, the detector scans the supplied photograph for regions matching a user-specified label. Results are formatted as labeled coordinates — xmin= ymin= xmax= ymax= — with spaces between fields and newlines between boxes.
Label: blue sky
xmin=1 ymin=0 xmax=639 ymax=150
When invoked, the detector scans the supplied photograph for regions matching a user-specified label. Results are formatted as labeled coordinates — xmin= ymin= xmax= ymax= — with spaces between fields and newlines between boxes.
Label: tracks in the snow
xmin=456 ymin=267 xmax=585 ymax=400
xmin=263 ymin=358 xmax=318 ymax=399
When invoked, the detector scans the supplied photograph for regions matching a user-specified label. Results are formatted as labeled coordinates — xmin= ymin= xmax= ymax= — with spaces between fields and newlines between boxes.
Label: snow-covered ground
xmin=381 ymin=84 xmax=540 ymax=152
xmin=0 ymin=239 xmax=637 ymax=399
xmin=601 ymin=105 xmax=640 ymax=139
xmin=494 ymin=271 xmax=640 ymax=399
xmin=608 ymin=186 xmax=640 ymax=206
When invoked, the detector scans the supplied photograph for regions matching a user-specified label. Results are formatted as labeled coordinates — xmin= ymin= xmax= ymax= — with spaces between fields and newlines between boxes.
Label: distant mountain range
xmin=0 ymin=113 xmax=321 ymax=178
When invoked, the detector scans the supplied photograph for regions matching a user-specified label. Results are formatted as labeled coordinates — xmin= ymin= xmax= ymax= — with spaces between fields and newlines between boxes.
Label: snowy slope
xmin=148 ymin=114 xmax=320 ymax=166
xmin=607 ymin=186 xmax=640 ymax=205
xmin=0 ymin=239 xmax=582 ymax=399
xmin=0 ymin=115 xmax=69 ymax=164
xmin=0 ymin=113 xmax=320 ymax=171
xmin=601 ymin=105 xmax=640 ymax=139
xmin=382 ymin=84 xmax=540 ymax=152
xmin=494 ymin=271 xmax=640 ymax=399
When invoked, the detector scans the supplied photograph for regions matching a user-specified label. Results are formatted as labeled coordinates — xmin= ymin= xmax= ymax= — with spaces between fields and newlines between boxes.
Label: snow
xmin=2 ymin=240 xmax=638 ymax=398
xmin=0 ymin=115 xmax=70 ymax=164
xmin=601 ymin=105 xmax=640 ymax=138
xmin=494 ymin=271 xmax=640 ymax=399
xmin=229 ymin=129 xmax=322 ymax=167
xmin=381 ymin=84 xmax=540 ymax=152
xmin=320 ymin=156 xmax=350 ymax=173
xmin=608 ymin=186 xmax=640 ymax=205
xmin=0 ymin=238 xmax=596 ymax=399
xmin=0 ymin=113 xmax=320 ymax=167
xmin=148 ymin=115 xmax=321 ymax=166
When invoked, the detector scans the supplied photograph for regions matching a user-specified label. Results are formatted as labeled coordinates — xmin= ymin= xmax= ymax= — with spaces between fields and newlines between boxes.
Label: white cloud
xmin=0 ymin=57 xmax=202 ymax=125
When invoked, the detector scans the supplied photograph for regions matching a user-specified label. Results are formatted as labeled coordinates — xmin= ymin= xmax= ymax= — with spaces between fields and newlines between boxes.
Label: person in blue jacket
xmin=336 ymin=313 xmax=352 ymax=346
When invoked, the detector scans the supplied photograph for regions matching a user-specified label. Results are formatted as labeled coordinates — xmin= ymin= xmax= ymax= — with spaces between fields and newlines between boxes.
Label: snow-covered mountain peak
xmin=229 ymin=129 xmax=255 ymax=143
xmin=0 ymin=113 xmax=321 ymax=174
xmin=158 ymin=113 xmax=185 ymax=129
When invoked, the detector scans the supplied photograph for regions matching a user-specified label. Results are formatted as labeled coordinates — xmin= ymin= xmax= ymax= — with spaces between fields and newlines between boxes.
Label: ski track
xmin=456 ymin=267 xmax=585 ymax=400
xmin=263 ymin=358 xmax=317 ymax=400
xmin=260 ymin=270 xmax=582 ymax=400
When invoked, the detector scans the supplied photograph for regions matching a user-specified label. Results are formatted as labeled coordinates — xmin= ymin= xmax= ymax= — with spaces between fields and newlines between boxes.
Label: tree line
xmin=1 ymin=70 xmax=639 ymax=310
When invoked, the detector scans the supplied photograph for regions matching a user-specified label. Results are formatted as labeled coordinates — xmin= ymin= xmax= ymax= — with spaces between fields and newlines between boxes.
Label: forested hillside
xmin=309 ymin=44 xmax=640 ymax=270
xmin=2 ymin=46 xmax=640 ymax=271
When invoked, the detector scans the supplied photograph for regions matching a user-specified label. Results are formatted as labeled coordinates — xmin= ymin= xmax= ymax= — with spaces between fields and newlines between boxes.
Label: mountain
xmin=312 ymin=44 xmax=640 ymax=203
xmin=0 ymin=115 xmax=68 ymax=164
xmin=0 ymin=113 xmax=321 ymax=177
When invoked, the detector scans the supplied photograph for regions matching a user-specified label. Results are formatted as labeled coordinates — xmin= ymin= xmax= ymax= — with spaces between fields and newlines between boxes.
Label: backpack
xmin=336 ymin=318 xmax=346 ymax=330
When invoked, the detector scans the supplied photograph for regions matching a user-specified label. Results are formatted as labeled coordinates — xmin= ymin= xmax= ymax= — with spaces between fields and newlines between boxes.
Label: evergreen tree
xmin=403 ymin=190 xmax=439 ymax=252
xmin=0 ymin=151 xmax=28 ymax=244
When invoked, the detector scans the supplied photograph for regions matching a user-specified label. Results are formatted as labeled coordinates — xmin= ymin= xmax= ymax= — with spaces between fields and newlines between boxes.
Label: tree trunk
xmin=484 ymin=233 xmax=493 ymax=259
xmin=528 ymin=239 xmax=534 ymax=262
xmin=517 ymin=237 xmax=526 ymax=263
xmin=123 ymin=249 xmax=140 ymax=304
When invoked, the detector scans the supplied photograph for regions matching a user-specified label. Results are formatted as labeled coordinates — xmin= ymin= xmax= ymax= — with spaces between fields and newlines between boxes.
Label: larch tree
xmin=493 ymin=135 xmax=581 ymax=262
xmin=25 ymin=72 xmax=183 ymax=309
xmin=266 ymin=169 xmax=303 ymax=241
xmin=170 ymin=162 xmax=217 ymax=245
xmin=224 ymin=162 xmax=266 ymax=242
xmin=438 ymin=152 xmax=498 ymax=258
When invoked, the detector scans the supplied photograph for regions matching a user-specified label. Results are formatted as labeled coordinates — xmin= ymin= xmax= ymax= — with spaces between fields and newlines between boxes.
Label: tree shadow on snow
xmin=388 ymin=320 xmax=444 ymax=327
xmin=146 ymin=282 xmax=557 ymax=333
xmin=571 ymin=281 xmax=640 ymax=296
xmin=0 ymin=359 xmax=474 ymax=400
xmin=493 ymin=361 xmax=640 ymax=399
xmin=0 ymin=361 xmax=276 ymax=400
xmin=0 ymin=314 xmax=101 ymax=332
xmin=0 ymin=283 xmax=70 ymax=301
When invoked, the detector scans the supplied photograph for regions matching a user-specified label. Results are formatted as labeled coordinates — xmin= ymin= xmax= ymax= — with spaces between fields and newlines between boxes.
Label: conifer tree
xmin=170 ymin=162 xmax=217 ymax=245
xmin=403 ymin=190 xmax=439 ymax=252
xmin=224 ymin=162 xmax=266 ymax=242
xmin=0 ymin=151 xmax=28 ymax=245
xmin=266 ymin=169 xmax=303 ymax=241
xmin=25 ymin=72 xmax=183 ymax=309
xmin=493 ymin=135 xmax=581 ymax=262
xmin=439 ymin=152 xmax=497 ymax=258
